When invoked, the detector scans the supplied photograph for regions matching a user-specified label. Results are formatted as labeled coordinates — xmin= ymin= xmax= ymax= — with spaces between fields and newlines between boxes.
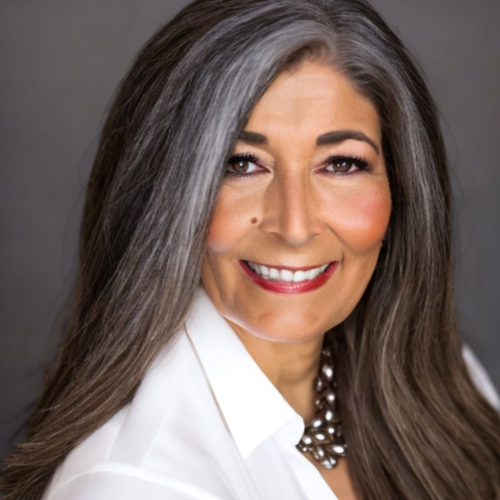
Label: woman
xmin=1 ymin=0 xmax=499 ymax=498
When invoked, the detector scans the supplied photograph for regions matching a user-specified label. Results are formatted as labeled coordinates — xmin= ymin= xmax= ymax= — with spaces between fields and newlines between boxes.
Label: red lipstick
xmin=239 ymin=260 xmax=337 ymax=294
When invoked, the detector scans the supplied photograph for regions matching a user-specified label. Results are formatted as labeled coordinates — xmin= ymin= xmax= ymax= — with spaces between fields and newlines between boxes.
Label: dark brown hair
xmin=2 ymin=0 xmax=499 ymax=498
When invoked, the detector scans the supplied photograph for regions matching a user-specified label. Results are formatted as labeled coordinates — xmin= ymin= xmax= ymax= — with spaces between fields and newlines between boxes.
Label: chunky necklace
xmin=296 ymin=344 xmax=347 ymax=470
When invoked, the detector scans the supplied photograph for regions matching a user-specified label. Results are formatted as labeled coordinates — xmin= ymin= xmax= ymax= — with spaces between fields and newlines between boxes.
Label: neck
xmin=227 ymin=320 xmax=324 ymax=423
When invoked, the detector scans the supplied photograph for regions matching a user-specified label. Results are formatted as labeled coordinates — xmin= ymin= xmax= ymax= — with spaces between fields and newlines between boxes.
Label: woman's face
xmin=201 ymin=59 xmax=391 ymax=343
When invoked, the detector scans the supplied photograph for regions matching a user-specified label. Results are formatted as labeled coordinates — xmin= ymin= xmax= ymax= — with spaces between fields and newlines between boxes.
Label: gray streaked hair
xmin=1 ymin=1 xmax=499 ymax=499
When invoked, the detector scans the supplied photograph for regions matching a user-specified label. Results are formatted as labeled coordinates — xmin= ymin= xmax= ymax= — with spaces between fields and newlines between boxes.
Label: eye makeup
xmin=225 ymin=152 xmax=372 ymax=178
xmin=225 ymin=152 xmax=265 ymax=178
xmin=319 ymin=154 xmax=371 ymax=176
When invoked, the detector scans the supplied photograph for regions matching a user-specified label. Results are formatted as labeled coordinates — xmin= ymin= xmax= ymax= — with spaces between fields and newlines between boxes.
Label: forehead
xmin=244 ymin=59 xmax=381 ymax=146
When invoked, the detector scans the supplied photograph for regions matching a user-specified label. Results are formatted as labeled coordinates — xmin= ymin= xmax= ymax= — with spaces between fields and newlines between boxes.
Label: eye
xmin=323 ymin=155 xmax=369 ymax=175
xmin=226 ymin=153 xmax=264 ymax=177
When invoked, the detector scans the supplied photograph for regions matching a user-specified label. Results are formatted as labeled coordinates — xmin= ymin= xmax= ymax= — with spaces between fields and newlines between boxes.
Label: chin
xmin=232 ymin=315 xmax=333 ymax=344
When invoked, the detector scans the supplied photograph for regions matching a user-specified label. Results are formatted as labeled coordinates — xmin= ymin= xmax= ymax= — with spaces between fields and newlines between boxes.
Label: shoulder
xmin=462 ymin=343 xmax=500 ymax=411
xmin=43 ymin=331 xmax=236 ymax=500
xmin=46 ymin=464 xmax=226 ymax=500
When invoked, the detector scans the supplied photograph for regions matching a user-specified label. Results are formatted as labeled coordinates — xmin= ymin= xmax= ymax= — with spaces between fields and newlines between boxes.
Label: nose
xmin=260 ymin=169 xmax=324 ymax=246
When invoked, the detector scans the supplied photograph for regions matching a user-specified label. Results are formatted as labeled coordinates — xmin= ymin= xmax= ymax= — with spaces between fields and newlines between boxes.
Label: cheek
xmin=323 ymin=184 xmax=391 ymax=253
xmin=205 ymin=188 xmax=258 ymax=253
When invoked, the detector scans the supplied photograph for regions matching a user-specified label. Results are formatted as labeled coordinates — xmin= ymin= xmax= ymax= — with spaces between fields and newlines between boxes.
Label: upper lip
xmin=243 ymin=260 xmax=334 ymax=271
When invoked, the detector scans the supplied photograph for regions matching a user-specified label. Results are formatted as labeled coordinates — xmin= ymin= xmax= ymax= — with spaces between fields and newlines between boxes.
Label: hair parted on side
xmin=1 ymin=1 xmax=499 ymax=499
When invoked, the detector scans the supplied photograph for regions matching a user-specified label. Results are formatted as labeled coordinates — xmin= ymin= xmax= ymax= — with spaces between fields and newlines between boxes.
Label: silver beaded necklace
xmin=296 ymin=344 xmax=347 ymax=470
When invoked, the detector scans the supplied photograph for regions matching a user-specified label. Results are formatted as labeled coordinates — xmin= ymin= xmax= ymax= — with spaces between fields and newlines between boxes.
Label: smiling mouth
xmin=242 ymin=260 xmax=333 ymax=283
xmin=239 ymin=259 xmax=337 ymax=294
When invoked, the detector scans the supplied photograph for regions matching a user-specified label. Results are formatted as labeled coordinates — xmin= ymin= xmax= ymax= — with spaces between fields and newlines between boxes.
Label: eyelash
xmin=225 ymin=153 xmax=263 ymax=178
xmin=322 ymin=155 xmax=370 ymax=175
xmin=225 ymin=153 xmax=370 ymax=178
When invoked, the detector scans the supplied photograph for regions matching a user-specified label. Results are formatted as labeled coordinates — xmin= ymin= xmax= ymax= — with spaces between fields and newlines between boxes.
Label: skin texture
xmin=201 ymin=62 xmax=390 ymax=496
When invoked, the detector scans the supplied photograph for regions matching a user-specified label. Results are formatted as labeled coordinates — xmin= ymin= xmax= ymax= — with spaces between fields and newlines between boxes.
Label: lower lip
xmin=239 ymin=260 xmax=338 ymax=294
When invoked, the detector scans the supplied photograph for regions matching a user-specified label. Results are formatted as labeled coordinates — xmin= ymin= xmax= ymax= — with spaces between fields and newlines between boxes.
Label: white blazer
xmin=43 ymin=287 xmax=500 ymax=500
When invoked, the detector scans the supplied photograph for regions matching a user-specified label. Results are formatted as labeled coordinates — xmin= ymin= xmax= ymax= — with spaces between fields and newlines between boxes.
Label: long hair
xmin=2 ymin=1 xmax=499 ymax=498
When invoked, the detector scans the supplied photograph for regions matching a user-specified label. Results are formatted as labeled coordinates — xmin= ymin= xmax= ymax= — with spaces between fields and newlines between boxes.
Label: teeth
xmin=293 ymin=270 xmax=306 ymax=283
xmin=269 ymin=268 xmax=280 ymax=279
xmin=247 ymin=261 xmax=330 ymax=282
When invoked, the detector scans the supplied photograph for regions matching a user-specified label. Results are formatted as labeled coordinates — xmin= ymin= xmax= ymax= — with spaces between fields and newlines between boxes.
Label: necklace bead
xmin=296 ymin=345 xmax=346 ymax=470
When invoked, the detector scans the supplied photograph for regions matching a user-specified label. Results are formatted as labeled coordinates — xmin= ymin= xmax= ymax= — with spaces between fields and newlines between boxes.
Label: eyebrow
xmin=238 ymin=131 xmax=269 ymax=145
xmin=237 ymin=129 xmax=380 ymax=155
xmin=317 ymin=130 xmax=380 ymax=155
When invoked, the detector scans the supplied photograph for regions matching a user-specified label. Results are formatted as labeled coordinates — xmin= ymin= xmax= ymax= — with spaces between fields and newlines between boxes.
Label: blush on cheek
xmin=206 ymin=188 xmax=263 ymax=252
xmin=205 ymin=208 xmax=260 ymax=253
xmin=205 ymin=221 xmax=234 ymax=253
xmin=339 ymin=189 xmax=391 ymax=253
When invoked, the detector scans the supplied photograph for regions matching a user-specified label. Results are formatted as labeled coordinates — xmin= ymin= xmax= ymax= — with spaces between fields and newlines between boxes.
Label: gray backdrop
xmin=1 ymin=0 xmax=499 ymax=461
